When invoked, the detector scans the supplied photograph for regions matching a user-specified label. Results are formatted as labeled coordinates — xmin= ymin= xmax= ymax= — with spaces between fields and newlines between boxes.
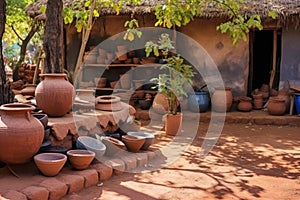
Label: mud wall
xmin=65 ymin=15 xmax=249 ymax=96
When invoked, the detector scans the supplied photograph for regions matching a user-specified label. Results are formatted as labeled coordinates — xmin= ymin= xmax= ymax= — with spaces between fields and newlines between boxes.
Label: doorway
xmin=248 ymin=29 xmax=282 ymax=95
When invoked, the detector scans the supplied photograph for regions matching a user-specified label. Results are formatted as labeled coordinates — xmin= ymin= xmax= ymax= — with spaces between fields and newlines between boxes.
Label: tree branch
xmin=10 ymin=25 xmax=24 ymax=42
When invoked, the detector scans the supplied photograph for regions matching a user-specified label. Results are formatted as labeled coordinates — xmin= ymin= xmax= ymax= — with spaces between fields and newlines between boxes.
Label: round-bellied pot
xmin=237 ymin=96 xmax=252 ymax=112
xmin=0 ymin=103 xmax=44 ymax=164
xmin=211 ymin=87 xmax=233 ymax=112
xmin=122 ymin=135 xmax=146 ymax=153
xmin=127 ymin=132 xmax=155 ymax=150
xmin=34 ymin=153 xmax=67 ymax=176
xmin=188 ymin=91 xmax=210 ymax=113
xmin=76 ymin=136 xmax=106 ymax=158
xmin=67 ymin=149 xmax=95 ymax=170
xmin=267 ymin=97 xmax=286 ymax=116
xmin=35 ymin=73 xmax=75 ymax=117
xmin=101 ymin=136 xmax=126 ymax=157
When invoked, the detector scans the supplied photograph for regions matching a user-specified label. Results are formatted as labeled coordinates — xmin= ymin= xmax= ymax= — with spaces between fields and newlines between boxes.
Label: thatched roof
xmin=26 ymin=0 xmax=300 ymax=22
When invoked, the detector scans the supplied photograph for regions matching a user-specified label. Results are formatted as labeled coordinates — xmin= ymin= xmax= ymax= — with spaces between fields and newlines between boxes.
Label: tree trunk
xmin=0 ymin=0 xmax=14 ymax=105
xmin=43 ymin=0 xmax=64 ymax=73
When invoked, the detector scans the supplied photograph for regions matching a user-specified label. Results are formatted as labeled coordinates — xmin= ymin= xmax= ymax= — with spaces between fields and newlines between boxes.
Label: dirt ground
xmin=60 ymin=121 xmax=300 ymax=200
xmin=1 ymin=120 xmax=300 ymax=200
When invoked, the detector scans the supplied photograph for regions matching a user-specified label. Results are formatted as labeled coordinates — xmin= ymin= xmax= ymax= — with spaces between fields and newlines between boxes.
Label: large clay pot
xmin=165 ymin=113 xmax=182 ymax=136
xmin=188 ymin=91 xmax=210 ymax=113
xmin=35 ymin=73 xmax=75 ymax=117
xmin=0 ymin=103 xmax=44 ymax=164
xmin=237 ymin=96 xmax=252 ymax=112
xmin=211 ymin=87 xmax=233 ymax=112
xmin=267 ymin=97 xmax=286 ymax=116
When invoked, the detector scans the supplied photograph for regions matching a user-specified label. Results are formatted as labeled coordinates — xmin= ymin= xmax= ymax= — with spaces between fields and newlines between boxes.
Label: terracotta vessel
xmin=152 ymin=93 xmax=169 ymax=114
xmin=35 ymin=73 xmax=75 ymax=117
xmin=76 ymin=89 xmax=95 ymax=103
xmin=95 ymin=95 xmax=122 ymax=111
xmin=20 ymin=84 xmax=36 ymax=96
xmin=32 ymin=113 xmax=48 ymax=128
xmin=122 ymin=135 xmax=146 ymax=153
xmin=252 ymin=93 xmax=263 ymax=109
xmin=211 ymin=87 xmax=233 ymax=112
xmin=94 ymin=77 xmax=107 ymax=88
xmin=34 ymin=153 xmax=67 ymax=176
xmin=267 ymin=97 xmax=286 ymax=116
xmin=119 ymin=73 xmax=132 ymax=89
xmin=76 ymin=136 xmax=106 ymax=158
xmin=127 ymin=132 xmax=155 ymax=150
xmin=165 ymin=113 xmax=182 ymax=136
xmin=237 ymin=96 xmax=252 ymax=112
xmin=67 ymin=149 xmax=95 ymax=170
xmin=101 ymin=136 xmax=126 ymax=156
xmin=0 ymin=103 xmax=44 ymax=164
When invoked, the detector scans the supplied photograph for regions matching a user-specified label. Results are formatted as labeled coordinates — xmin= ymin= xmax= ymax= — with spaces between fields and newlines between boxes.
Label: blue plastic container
xmin=188 ymin=91 xmax=210 ymax=113
xmin=294 ymin=93 xmax=300 ymax=115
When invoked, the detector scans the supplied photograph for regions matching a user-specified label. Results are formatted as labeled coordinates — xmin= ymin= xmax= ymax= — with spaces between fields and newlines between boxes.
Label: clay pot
xmin=20 ymin=84 xmax=36 ymax=96
xmin=119 ymin=73 xmax=132 ymax=89
xmin=277 ymin=94 xmax=290 ymax=113
xmin=139 ymin=99 xmax=152 ymax=110
xmin=253 ymin=93 xmax=263 ymax=109
xmin=94 ymin=77 xmax=107 ymax=88
xmin=35 ymin=73 xmax=75 ymax=117
xmin=127 ymin=132 xmax=155 ymax=150
xmin=133 ymin=57 xmax=140 ymax=64
xmin=76 ymin=89 xmax=95 ymax=103
xmin=32 ymin=113 xmax=48 ymax=128
xmin=122 ymin=135 xmax=146 ymax=153
xmin=237 ymin=96 xmax=252 ymax=112
xmin=67 ymin=149 xmax=95 ymax=170
xmin=116 ymin=51 xmax=127 ymax=61
xmin=0 ymin=103 xmax=44 ymax=164
xmin=165 ymin=113 xmax=182 ymax=136
xmin=95 ymin=95 xmax=122 ymax=111
xmin=76 ymin=136 xmax=106 ymax=158
xmin=34 ymin=153 xmax=67 ymax=176
xmin=211 ymin=87 xmax=233 ymax=112
xmin=101 ymin=136 xmax=126 ymax=156
xmin=267 ymin=97 xmax=286 ymax=116
xmin=152 ymin=93 xmax=169 ymax=114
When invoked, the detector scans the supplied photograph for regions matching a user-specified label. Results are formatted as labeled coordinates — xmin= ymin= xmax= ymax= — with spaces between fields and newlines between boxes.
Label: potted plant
xmin=145 ymin=33 xmax=195 ymax=135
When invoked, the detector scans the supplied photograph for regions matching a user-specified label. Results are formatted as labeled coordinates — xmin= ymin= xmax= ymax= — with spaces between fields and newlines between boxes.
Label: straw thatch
xmin=26 ymin=0 xmax=300 ymax=22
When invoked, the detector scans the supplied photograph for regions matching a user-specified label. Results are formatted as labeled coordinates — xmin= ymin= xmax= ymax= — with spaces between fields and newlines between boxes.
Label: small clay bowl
xmin=127 ymin=132 xmax=155 ymax=150
xmin=101 ymin=136 xmax=126 ymax=156
xmin=67 ymin=149 xmax=95 ymax=170
xmin=34 ymin=153 xmax=67 ymax=177
xmin=32 ymin=113 xmax=48 ymax=128
xmin=122 ymin=135 xmax=146 ymax=153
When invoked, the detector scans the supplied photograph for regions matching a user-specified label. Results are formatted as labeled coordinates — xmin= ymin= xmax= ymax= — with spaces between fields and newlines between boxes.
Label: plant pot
xmin=0 ymin=103 xmax=44 ymax=164
xmin=122 ymin=135 xmax=146 ymax=153
xmin=34 ymin=153 xmax=67 ymax=177
xmin=267 ymin=97 xmax=286 ymax=116
xmin=35 ymin=73 xmax=75 ymax=117
xmin=76 ymin=136 xmax=106 ymax=158
xmin=211 ymin=87 xmax=233 ymax=112
xmin=188 ymin=91 xmax=210 ymax=113
xmin=101 ymin=136 xmax=126 ymax=157
xmin=165 ymin=113 xmax=182 ymax=136
xmin=127 ymin=132 xmax=155 ymax=150
xmin=67 ymin=149 xmax=95 ymax=170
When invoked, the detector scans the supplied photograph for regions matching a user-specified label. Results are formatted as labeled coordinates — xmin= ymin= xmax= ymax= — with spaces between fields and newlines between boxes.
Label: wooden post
xmin=269 ymin=30 xmax=277 ymax=89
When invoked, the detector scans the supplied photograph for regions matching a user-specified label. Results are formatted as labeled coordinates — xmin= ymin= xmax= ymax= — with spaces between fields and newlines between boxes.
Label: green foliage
xmin=123 ymin=19 xmax=142 ymax=41
xmin=145 ymin=33 xmax=174 ymax=57
xmin=147 ymin=33 xmax=195 ymax=115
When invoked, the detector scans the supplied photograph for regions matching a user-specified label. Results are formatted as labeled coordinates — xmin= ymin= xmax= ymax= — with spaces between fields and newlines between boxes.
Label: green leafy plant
xmin=146 ymin=33 xmax=195 ymax=115
xmin=123 ymin=19 xmax=142 ymax=41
